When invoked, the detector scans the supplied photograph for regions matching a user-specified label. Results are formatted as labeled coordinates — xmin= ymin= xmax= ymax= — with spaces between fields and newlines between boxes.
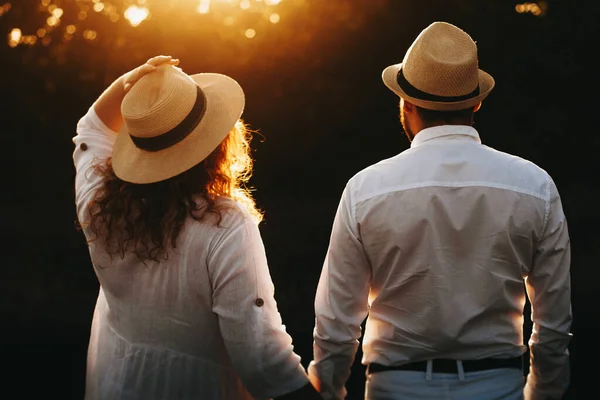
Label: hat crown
xmin=121 ymin=65 xmax=198 ymax=139
xmin=402 ymin=21 xmax=480 ymax=97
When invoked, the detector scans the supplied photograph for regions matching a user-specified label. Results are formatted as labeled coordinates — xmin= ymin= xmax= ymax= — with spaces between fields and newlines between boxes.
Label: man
xmin=308 ymin=22 xmax=572 ymax=400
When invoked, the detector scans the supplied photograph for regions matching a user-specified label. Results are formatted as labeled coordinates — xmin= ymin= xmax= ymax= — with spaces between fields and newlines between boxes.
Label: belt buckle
xmin=431 ymin=359 xmax=457 ymax=373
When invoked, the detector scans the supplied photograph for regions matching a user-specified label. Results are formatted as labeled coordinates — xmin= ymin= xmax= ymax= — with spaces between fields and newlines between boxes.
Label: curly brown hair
xmin=79 ymin=120 xmax=262 ymax=262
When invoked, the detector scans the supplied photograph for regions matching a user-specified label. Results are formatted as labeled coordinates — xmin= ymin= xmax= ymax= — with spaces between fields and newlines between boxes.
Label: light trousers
xmin=365 ymin=362 xmax=524 ymax=400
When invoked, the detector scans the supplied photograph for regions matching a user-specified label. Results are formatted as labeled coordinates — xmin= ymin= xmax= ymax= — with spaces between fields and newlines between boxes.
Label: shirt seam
xmin=347 ymin=184 xmax=358 ymax=234
xmin=353 ymin=180 xmax=550 ymax=206
xmin=538 ymin=177 xmax=552 ymax=240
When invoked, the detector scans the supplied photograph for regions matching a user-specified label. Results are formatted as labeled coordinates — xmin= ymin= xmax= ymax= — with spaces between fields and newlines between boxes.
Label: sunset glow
xmin=124 ymin=5 xmax=150 ymax=27
xmin=1 ymin=0 xmax=291 ymax=47
xmin=1 ymin=1 xmax=549 ymax=48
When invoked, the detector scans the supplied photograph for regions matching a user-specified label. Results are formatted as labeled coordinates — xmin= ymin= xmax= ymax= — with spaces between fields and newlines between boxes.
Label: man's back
xmin=309 ymin=124 xmax=571 ymax=399
xmin=348 ymin=125 xmax=553 ymax=363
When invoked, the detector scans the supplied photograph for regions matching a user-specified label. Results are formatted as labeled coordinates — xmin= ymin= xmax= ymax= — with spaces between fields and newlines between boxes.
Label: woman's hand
xmin=122 ymin=55 xmax=180 ymax=93
xmin=93 ymin=55 xmax=180 ymax=133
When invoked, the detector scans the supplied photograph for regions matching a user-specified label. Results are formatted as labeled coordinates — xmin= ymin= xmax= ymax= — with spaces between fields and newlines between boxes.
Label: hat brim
xmin=112 ymin=73 xmax=245 ymax=184
xmin=382 ymin=63 xmax=495 ymax=111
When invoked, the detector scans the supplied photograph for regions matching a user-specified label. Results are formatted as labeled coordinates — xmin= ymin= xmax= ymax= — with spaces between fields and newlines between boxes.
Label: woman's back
xmin=84 ymin=200 xmax=256 ymax=399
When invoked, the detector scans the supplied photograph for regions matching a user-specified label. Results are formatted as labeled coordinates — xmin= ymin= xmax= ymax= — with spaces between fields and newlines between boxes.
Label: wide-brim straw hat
xmin=112 ymin=65 xmax=244 ymax=184
xmin=382 ymin=21 xmax=495 ymax=111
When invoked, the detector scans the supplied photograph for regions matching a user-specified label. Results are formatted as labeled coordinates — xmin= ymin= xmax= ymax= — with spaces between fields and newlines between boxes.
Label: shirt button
xmin=80 ymin=143 xmax=88 ymax=151
xmin=255 ymin=298 xmax=264 ymax=307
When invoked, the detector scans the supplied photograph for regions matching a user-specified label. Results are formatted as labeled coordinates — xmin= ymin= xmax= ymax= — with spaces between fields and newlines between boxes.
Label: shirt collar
xmin=410 ymin=125 xmax=481 ymax=148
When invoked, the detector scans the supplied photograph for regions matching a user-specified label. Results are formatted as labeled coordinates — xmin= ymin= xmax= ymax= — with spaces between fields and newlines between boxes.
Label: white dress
xmin=73 ymin=108 xmax=310 ymax=400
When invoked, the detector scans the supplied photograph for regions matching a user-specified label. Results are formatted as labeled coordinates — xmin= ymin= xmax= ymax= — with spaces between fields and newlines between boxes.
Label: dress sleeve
xmin=207 ymin=209 xmax=310 ymax=399
xmin=72 ymin=106 xmax=118 ymax=222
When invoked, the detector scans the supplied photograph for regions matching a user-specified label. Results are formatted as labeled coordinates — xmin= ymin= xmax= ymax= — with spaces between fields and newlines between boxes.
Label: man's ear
xmin=401 ymin=98 xmax=415 ymax=113
xmin=473 ymin=102 xmax=482 ymax=112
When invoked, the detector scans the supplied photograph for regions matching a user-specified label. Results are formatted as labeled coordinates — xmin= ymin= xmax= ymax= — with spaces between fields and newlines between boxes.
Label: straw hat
xmin=112 ymin=65 xmax=245 ymax=184
xmin=382 ymin=21 xmax=494 ymax=111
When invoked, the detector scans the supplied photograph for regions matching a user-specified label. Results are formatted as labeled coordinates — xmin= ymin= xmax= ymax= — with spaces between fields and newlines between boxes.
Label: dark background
xmin=1 ymin=0 xmax=598 ymax=398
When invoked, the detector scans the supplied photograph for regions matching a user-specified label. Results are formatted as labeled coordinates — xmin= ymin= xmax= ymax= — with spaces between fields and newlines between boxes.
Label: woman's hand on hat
xmin=93 ymin=56 xmax=180 ymax=133
xmin=123 ymin=55 xmax=180 ymax=93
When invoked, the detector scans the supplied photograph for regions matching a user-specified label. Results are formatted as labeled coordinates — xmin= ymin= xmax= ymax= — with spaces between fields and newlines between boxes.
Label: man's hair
xmin=415 ymin=105 xmax=475 ymax=126
xmin=79 ymin=120 xmax=262 ymax=262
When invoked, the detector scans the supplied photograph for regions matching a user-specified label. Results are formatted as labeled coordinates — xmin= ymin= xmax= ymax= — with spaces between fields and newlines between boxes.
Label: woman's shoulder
xmin=191 ymin=196 xmax=258 ymax=229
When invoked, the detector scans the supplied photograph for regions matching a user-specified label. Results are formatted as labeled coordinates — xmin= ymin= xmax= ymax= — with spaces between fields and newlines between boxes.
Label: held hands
xmin=122 ymin=55 xmax=180 ymax=93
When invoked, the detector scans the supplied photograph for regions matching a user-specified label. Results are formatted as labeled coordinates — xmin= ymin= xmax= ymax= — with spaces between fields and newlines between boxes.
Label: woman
xmin=73 ymin=56 xmax=321 ymax=400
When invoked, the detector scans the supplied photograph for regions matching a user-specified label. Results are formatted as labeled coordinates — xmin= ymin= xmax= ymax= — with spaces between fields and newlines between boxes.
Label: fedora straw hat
xmin=382 ymin=21 xmax=494 ymax=111
xmin=112 ymin=65 xmax=245 ymax=184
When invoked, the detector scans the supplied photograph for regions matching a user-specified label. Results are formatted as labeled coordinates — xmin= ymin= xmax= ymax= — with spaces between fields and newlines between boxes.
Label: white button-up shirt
xmin=308 ymin=125 xmax=572 ymax=400
xmin=73 ymin=108 xmax=310 ymax=400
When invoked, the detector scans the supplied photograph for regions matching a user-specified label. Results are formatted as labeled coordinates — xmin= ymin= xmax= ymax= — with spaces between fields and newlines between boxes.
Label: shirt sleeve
xmin=524 ymin=177 xmax=573 ymax=400
xmin=307 ymin=184 xmax=372 ymax=400
xmin=72 ymin=106 xmax=117 ymax=222
xmin=207 ymin=209 xmax=310 ymax=400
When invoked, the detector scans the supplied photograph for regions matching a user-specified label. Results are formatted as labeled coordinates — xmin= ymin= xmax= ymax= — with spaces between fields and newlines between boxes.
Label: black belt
xmin=368 ymin=356 xmax=522 ymax=375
